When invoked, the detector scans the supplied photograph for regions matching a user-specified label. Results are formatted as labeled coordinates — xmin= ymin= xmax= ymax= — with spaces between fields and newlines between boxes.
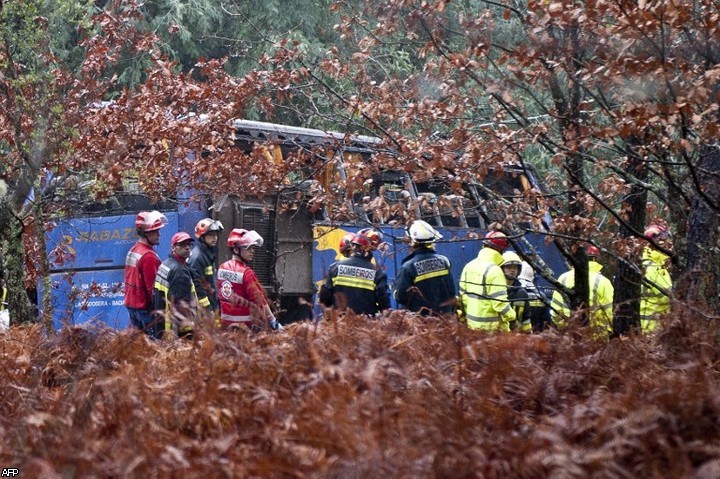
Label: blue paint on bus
xmin=311 ymin=225 xmax=566 ymax=317
xmin=43 ymin=212 xmax=178 ymax=328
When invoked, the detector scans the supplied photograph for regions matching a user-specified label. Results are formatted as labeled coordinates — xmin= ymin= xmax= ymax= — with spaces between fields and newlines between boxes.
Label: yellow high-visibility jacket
xmin=640 ymin=247 xmax=672 ymax=333
xmin=459 ymin=247 xmax=516 ymax=331
xmin=551 ymin=261 xmax=614 ymax=335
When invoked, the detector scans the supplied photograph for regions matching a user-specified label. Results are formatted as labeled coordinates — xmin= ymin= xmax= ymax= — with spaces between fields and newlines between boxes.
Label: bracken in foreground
xmin=1 ymin=308 xmax=720 ymax=478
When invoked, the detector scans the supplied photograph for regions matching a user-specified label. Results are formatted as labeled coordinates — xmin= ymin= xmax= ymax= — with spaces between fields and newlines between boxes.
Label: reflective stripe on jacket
xmin=124 ymin=242 xmax=161 ymax=310
xmin=393 ymin=247 xmax=456 ymax=315
xmin=217 ymin=259 xmax=268 ymax=327
xmin=551 ymin=260 xmax=614 ymax=334
xmin=640 ymin=247 xmax=672 ymax=333
xmin=459 ymin=247 xmax=516 ymax=331
xmin=153 ymin=254 xmax=198 ymax=334
xmin=319 ymin=254 xmax=390 ymax=316
xmin=508 ymin=282 xmax=531 ymax=332
xmin=189 ymin=241 xmax=219 ymax=311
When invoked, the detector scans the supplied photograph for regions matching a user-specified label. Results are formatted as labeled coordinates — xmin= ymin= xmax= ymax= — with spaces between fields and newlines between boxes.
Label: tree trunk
xmin=613 ymin=153 xmax=647 ymax=336
xmin=0 ymin=198 xmax=33 ymax=325
xmin=566 ymin=155 xmax=590 ymax=326
xmin=679 ymin=145 xmax=720 ymax=312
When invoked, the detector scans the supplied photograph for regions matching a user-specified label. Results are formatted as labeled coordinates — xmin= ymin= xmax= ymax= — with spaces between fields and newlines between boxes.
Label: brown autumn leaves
xmin=2 ymin=309 xmax=720 ymax=477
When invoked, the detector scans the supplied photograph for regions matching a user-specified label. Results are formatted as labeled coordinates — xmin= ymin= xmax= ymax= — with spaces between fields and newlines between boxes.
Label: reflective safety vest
xmin=217 ymin=258 xmax=269 ymax=327
xmin=551 ymin=261 xmax=614 ymax=334
xmin=124 ymin=242 xmax=161 ymax=310
xmin=153 ymin=254 xmax=198 ymax=335
xmin=459 ymin=247 xmax=516 ymax=331
xmin=518 ymin=277 xmax=552 ymax=331
xmin=507 ymin=282 xmax=531 ymax=332
xmin=640 ymin=247 xmax=672 ymax=333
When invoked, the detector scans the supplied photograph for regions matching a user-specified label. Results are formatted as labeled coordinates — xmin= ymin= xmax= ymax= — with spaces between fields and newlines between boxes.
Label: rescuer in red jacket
xmin=217 ymin=228 xmax=282 ymax=331
xmin=124 ymin=210 xmax=168 ymax=338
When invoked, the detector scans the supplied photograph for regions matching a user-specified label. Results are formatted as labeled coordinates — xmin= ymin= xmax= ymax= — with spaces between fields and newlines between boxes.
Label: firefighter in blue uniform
xmin=393 ymin=220 xmax=456 ymax=315
xmin=189 ymin=218 xmax=224 ymax=316
xmin=517 ymin=261 xmax=552 ymax=332
xmin=153 ymin=232 xmax=199 ymax=338
xmin=319 ymin=228 xmax=390 ymax=316
xmin=501 ymin=251 xmax=531 ymax=332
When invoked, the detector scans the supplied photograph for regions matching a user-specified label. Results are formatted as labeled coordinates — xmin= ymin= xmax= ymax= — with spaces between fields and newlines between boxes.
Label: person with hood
xmin=319 ymin=228 xmax=391 ymax=316
xmin=217 ymin=228 xmax=282 ymax=331
xmin=458 ymin=230 xmax=516 ymax=331
xmin=517 ymin=261 xmax=552 ymax=332
xmin=551 ymin=245 xmax=614 ymax=336
xmin=500 ymin=251 xmax=531 ymax=332
xmin=189 ymin=218 xmax=224 ymax=316
xmin=153 ymin=232 xmax=199 ymax=339
xmin=124 ymin=210 xmax=168 ymax=338
xmin=393 ymin=220 xmax=455 ymax=315
xmin=640 ymin=225 xmax=673 ymax=333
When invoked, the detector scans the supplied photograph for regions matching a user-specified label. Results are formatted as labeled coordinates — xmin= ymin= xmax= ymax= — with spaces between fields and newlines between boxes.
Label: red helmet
xmin=644 ymin=225 xmax=670 ymax=241
xmin=195 ymin=218 xmax=224 ymax=238
xmin=171 ymin=232 xmax=194 ymax=247
xmin=352 ymin=228 xmax=383 ymax=252
xmin=339 ymin=233 xmax=354 ymax=257
xmin=135 ymin=211 xmax=168 ymax=233
xmin=586 ymin=245 xmax=600 ymax=257
xmin=483 ymin=231 xmax=509 ymax=251
xmin=227 ymin=228 xmax=264 ymax=249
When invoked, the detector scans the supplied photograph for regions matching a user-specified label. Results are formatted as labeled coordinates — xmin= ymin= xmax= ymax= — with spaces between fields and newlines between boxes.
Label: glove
xmin=264 ymin=304 xmax=283 ymax=331
xmin=269 ymin=317 xmax=284 ymax=331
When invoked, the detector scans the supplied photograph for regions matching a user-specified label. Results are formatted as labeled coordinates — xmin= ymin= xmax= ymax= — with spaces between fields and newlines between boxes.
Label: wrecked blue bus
xmin=42 ymin=120 xmax=565 ymax=328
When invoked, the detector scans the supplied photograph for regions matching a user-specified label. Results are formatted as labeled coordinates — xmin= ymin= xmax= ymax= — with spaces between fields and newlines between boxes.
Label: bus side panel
xmin=519 ymin=233 xmax=566 ymax=289
xmin=312 ymin=225 xmax=358 ymax=316
xmin=432 ymin=228 xmax=480 ymax=286
xmin=41 ymin=269 xmax=128 ymax=329
xmin=378 ymin=226 xmax=404 ymax=309
xmin=45 ymin=212 xmax=178 ymax=271
xmin=177 ymin=192 xmax=208 ymax=239
xmin=42 ymin=212 xmax=178 ymax=329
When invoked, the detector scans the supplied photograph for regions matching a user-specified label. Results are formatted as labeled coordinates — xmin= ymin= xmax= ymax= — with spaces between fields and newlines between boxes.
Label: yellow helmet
xmin=501 ymin=251 xmax=522 ymax=268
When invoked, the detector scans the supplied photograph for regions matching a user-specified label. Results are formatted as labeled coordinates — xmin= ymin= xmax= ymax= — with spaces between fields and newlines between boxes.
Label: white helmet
xmin=135 ymin=210 xmax=168 ymax=233
xmin=408 ymin=220 xmax=442 ymax=244
xmin=518 ymin=261 xmax=535 ymax=284
xmin=227 ymin=228 xmax=264 ymax=249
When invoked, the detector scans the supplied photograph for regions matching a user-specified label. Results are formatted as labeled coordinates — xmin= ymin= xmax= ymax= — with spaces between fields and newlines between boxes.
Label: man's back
xmin=320 ymin=254 xmax=390 ymax=316
xmin=551 ymin=261 xmax=614 ymax=333
xmin=394 ymin=247 xmax=455 ymax=315
xmin=459 ymin=247 xmax=515 ymax=331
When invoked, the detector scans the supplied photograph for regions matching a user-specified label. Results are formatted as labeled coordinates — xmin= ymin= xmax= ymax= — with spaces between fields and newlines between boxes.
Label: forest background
xmin=1 ymin=0 xmax=719 ymax=328
xmin=0 ymin=0 xmax=719 ymax=475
